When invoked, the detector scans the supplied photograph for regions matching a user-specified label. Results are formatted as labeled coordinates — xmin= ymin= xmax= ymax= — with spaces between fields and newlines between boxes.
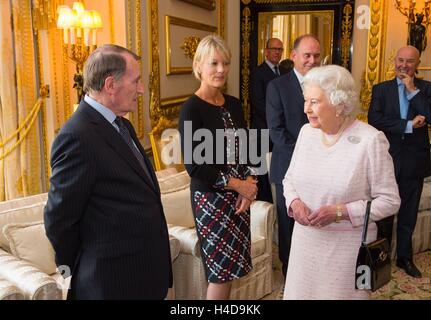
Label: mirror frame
xmin=240 ymin=0 xmax=355 ymax=124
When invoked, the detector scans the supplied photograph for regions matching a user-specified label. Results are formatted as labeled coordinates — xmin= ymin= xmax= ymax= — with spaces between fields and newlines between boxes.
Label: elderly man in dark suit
xmin=250 ymin=38 xmax=288 ymax=203
xmin=266 ymin=34 xmax=321 ymax=277
xmin=368 ymin=45 xmax=431 ymax=278
xmin=44 ymin=44 xmax=172 ymax=299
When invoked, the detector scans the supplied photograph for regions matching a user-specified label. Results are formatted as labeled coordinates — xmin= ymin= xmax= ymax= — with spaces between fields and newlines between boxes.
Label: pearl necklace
xmin=320 ymin=117 xmax=352 ymax=147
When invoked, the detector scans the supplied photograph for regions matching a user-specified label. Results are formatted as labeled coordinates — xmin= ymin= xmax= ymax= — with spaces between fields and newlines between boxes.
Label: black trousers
xmin=275 ymin=183 xmax=295 ymax=277
xmin=256 ymin=173 xmax=273 ymax=203
xmin=377 ymin=177 xmax=423 ymax=260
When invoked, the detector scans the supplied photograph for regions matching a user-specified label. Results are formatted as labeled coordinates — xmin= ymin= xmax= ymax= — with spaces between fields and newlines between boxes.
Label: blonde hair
xmin=192 ymin=35 xmax=231 ymax=81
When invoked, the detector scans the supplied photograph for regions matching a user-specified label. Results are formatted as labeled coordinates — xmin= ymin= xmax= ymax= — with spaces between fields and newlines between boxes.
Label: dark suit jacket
xmin=368 ymin=77 xmax=431 ymax=179
xmin=44 ymin=101 xmax=172 ymax=300
xmin=251 ymin=62 xmax=288 ymax=130
xmin=266 ymin=71 xmax=308 ymax=184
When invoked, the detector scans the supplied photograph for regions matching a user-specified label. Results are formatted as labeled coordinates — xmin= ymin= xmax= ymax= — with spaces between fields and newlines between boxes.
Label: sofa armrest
xmin=0 ymin=277 xmax=24 ymax=300
xmin=168 ymin=225 xmax=200 ymax=257
xmin=250 ymin=200 xmax=275 ymax=239
xmin=0 ymin=249 xmax=62 ymax=300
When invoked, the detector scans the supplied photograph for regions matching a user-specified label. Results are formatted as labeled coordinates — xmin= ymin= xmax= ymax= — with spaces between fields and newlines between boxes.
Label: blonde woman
xmin=179 ymin=35 xmax=257 ymax=300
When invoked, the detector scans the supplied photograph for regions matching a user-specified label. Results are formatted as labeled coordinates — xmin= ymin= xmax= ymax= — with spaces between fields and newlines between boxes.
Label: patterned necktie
xmin=274 ymin=65 xmax=280 ymax=76
xmin=398 ymin=83 xmax=409 ymax=120
xmin=114 ymin=117 xmax=154 ymax=187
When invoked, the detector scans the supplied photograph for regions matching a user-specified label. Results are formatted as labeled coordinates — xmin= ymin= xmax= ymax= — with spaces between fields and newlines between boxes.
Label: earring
xmin=336 ymin=113 xmax=340 ymax=117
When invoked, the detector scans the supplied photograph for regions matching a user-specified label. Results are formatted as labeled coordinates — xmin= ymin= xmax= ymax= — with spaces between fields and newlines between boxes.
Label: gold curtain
xmin=0 ymin=0 xmax=43 ymax=200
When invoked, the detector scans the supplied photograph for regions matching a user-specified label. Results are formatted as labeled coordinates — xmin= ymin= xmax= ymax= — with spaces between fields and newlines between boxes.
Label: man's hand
xmin=412 ymin=115 xmax=426 ymax=129
xmin=399 ymin=72 xmax=417 ymax=93
xmin=290 ymin=199 xmax=311 ymax=226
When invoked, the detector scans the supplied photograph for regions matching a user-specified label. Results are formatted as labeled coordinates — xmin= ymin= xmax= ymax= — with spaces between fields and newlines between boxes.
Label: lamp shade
xmin=90 ymin=10 xmax=103 ymax=28
xmin=72 ymin=2 xmax=85 ymax=16
xmin=80 ymin=10 xmax=94 ymax=29
xmin=56 ymin=5 xmax=73 ymax=28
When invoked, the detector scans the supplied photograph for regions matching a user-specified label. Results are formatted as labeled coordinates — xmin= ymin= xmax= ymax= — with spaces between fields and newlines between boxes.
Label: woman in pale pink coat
xmin=283 ymin=65 xmax=400 ymax=300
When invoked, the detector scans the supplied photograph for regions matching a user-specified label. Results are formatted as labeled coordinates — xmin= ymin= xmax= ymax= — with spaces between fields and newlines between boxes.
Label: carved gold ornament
xmin=181 ymin=36 xmax=201 ymax=60
xmin=359 ymin=0 xmax=388 ymax=121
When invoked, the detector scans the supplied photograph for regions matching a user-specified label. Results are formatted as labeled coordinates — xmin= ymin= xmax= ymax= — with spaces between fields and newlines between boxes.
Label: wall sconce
xmin=57 ymin=2 xmax=102 ymax=103
xmin=395 ymin=0 xmax=431 ymax=54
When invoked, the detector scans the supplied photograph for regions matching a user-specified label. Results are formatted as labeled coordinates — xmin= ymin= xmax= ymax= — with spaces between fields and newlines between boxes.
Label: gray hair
xmin=83 ymin=44 xmax=140 ymax=93
xmin=192 ymin=35 xmax=231 ymax=81
xmin=303 ymin=65 xmax=359 ymax=116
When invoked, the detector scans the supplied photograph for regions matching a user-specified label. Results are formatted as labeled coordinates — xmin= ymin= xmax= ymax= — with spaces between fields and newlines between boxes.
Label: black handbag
xmin=355 ymin=201 xmax=392 ymax=291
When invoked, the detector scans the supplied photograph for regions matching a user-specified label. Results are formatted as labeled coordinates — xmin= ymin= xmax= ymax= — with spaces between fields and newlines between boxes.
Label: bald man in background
xmin=368 ymin=45 xmax=431 ymax=278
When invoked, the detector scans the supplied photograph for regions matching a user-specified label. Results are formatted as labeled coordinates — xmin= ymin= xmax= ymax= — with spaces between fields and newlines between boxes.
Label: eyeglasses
xmin=267 ymin=47 xmax=284 ymax=52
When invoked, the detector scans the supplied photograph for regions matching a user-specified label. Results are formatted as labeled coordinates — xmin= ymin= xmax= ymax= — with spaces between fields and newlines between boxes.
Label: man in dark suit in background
xmin=266 ymin=34 xmax=321 ymax=277
xmin=250 ymin=38 xmax=287 ymax=202
xmin=44 ymin=44 xmax=172 ymax=299
xmin=368 ymin=45 xmax=431 ymax=278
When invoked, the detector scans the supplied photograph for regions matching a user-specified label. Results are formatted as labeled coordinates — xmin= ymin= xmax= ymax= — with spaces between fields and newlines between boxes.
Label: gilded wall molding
xmin=241 ymin=6 xmax=252 ymax=126
xmin=109 ymin=0 xmax=115 ymax=43
xmin=254 ymin=0 xmax=334 ymax=3
xmin=359 ymin=0 xmax=388 ymax=121
xmin=62 ymin=45 xmax=72 ymax=120
xmin=341 ymin=0 xmax=353 ymax=68
xmin=36 ymin=30 xmax=50 ymax=187
xmin=48 ymin=28 xmax=61 ymax=132
xmin=165 ymin=15 xmax=217 ymax=75
xmin=148 ymin=0 xmax=162 ymax=126
xmin=219 ymin=0 xmax=225 ymax=38
xmin=135 ymin=0 xmax=144 ymax=139
xmin=125 ymin=0 xmax=145 ymax=139
xmin=14 ymin=0 xmax=42 ymax=195
xmin=149 ymin=0 xmax=225 ymax=125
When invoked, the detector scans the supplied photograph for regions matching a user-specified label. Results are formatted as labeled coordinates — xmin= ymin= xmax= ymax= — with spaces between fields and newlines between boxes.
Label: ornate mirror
xmin=240 ymin=0 xmax=355 ymax=123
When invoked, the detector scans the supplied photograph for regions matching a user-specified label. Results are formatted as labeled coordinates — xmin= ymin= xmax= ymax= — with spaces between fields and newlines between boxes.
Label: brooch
xmin=347 ymin=136 xmax=361 ymax=144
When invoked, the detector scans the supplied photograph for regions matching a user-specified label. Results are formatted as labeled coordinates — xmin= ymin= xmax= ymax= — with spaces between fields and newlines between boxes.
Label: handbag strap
xmin=361 ymin=201 xmax=372 ymax=245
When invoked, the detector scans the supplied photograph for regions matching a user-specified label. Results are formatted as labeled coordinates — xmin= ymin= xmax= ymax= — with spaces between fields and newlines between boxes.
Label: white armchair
xmin=158 ymin=169 xmax=276 ymax=300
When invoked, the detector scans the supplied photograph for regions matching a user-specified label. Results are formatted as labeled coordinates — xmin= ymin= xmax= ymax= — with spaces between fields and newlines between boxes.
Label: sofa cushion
xmin=158 ymin=170 xmax=191 ymax=193
xmin=161 ymin=188 xmax=195 ymax=228
xmin=0 ymin=202 xmax=46 ymax=251
xmin=159 ymin=171 xmax=194 ymax=228
xmin=3 ymin=221 xmax=56 ymax=275
xmin=155 ymin=167 xmax=178 ymax=180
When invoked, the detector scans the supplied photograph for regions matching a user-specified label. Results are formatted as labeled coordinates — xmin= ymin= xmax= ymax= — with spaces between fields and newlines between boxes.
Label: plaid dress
xmin=191 ymin=106 xmax=252 ymax=283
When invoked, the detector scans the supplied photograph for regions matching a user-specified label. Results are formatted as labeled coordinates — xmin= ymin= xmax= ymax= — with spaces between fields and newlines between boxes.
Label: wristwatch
xmin=335 ymin=204 xmax=343 ymax=223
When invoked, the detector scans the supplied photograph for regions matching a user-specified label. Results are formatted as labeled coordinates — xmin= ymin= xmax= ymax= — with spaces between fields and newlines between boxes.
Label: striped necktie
xmin=115 ymin=117 xmax=155 ymax=187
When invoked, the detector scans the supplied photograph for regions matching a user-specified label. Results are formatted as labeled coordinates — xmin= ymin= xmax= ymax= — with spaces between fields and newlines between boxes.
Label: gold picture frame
xmin=165 ymin=15 xmax=217 ymax=75
xmin=178 ymin=0 xmax=216 ymax=10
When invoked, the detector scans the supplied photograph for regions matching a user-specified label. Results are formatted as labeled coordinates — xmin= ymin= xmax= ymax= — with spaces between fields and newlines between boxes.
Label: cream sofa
xmin=158 ymin=168 xmax=276 ymax=300
xmin=0 ymin=191 xmax=181 ymax=300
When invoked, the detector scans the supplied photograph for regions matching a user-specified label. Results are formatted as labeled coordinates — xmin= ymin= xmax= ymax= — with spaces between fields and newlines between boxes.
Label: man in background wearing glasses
xmin=250 ymin=38 xmax=288 ymax=204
